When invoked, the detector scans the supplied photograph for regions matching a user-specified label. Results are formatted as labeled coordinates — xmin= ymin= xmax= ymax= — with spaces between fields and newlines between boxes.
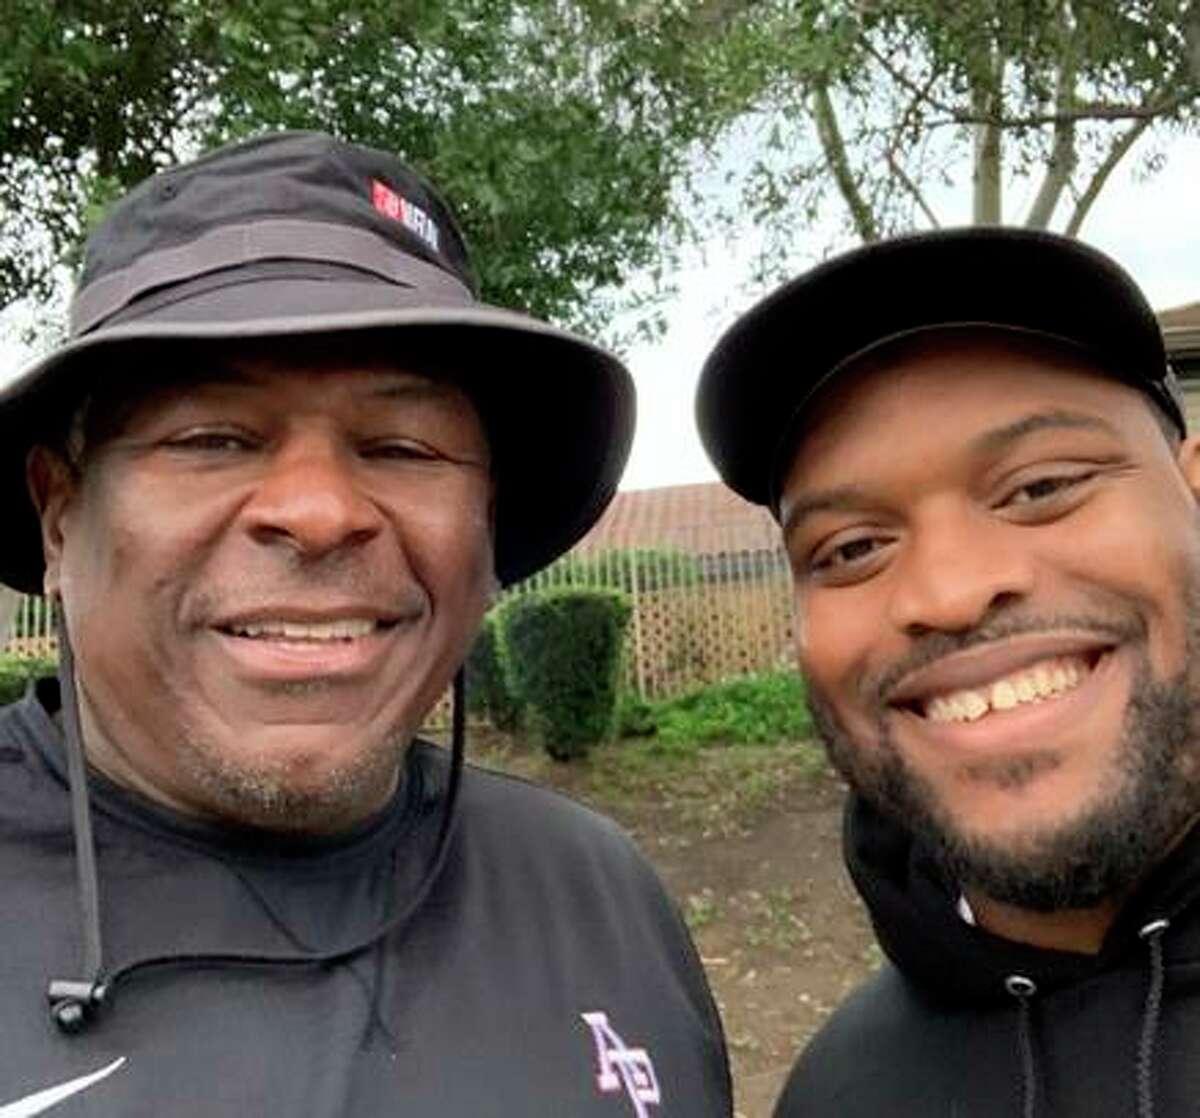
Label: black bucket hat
xmin=696 ymin=226 xmax=1184 ymax=512
xmin=0 ymin=130 xmax=635 ymax=592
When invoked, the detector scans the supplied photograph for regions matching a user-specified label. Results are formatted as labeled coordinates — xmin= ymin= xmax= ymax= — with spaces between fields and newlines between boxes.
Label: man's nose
xmin=887 ymin=508 xmax=1035 ymax=636
xmin=242 ymin=433 xmax=383 ymax=558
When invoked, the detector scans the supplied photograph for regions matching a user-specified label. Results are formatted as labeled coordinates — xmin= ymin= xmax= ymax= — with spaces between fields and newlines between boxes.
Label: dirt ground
xmin=466 ymin=733 xmax=879 ymax=1118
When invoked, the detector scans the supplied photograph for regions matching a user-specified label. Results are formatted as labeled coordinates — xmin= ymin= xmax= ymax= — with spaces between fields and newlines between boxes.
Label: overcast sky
xmin=618 ymin=135 xmax=1200 ymax=492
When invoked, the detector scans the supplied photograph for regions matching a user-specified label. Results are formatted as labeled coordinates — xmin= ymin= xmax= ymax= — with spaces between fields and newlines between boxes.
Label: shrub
xmin=464 ymin=611 xmax=523 ymax=730
xmin=499 ymin=587 xmax=631 ymax=760
xmin=0 ymin=655 xmax=57 ymax=706
xmin=652 ymin=672 xmax=812 ymax=747
xmin=615 ymin=690 xmax=657 ymax=738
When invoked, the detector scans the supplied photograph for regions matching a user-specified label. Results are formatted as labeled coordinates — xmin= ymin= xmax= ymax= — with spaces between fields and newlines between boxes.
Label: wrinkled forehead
xmin=780 ymin=325 xmax=1157 ymax=486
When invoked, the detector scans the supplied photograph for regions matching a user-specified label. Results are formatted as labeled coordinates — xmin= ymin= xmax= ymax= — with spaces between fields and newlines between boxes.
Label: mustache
xmin=867 ymin=608 xmax=1145 ymax=707
xmin=188 ymin=564 xmax=424 ymax=624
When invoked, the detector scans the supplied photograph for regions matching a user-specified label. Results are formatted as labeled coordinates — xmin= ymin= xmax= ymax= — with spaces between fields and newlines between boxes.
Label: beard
xmin=171 ymin=719 xmax=412 ymax=834
xmin=807 ymin=599 xmax=1200 ymax=913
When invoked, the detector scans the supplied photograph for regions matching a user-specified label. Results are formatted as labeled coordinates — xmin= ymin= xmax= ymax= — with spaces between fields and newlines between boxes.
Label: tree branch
xmin=953 ymin=93 xmax=1193 ymax=127
xmin=885 ymin=149 xmax=940 ymax=228
xmin=1064 ymin=113 xmax=1155 ymax=235
xmin=811 ymin=81 xmax=879 ymax=241
xmin=860 ymin=37 xmax=960 ymax=119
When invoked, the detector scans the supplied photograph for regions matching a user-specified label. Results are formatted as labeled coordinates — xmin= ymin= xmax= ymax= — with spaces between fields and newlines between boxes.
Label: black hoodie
xmin=0 ymin=682 xmax=731 ymax=1115
xmin=774 ymin=795 xmax=1200 ymax=1118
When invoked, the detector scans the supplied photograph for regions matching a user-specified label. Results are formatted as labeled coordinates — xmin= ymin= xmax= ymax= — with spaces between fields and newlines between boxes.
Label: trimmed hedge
xmin=464 ymin=611 xmax=523 ymax=730
xmin=0 ymin=655 xmax=57 ymax=706
xmin=499 ymin=587 xmax=631 ymax=760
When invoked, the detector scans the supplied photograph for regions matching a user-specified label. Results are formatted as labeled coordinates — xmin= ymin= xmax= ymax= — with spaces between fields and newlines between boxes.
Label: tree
xmin=0 ymin=1 xmax=718 ymax=334
xmin=685 ymin=0 xmax=1200 ymax=261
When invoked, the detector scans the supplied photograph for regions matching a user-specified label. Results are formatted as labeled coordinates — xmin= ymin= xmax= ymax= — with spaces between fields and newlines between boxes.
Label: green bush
xmin=0 ymin=655 xmax=57 ymax=706
xmin=464 ymin=611 xmax=523 ymax=730
xmin=615 ymin=690 xmax=657 ymax=738
xmin=652 ymin=672 xmax=812 ymax=748
xmin=499 ymin=587 xmax=632 ymax=760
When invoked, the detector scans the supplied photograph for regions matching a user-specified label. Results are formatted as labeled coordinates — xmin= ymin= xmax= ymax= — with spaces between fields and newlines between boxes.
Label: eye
xmin=807 ymin=532 xmax=894 ymax=585
xmin=1001 ymin=469 xmax=1097 ymax=511
xmin=360 ymin=439 xmax=443 ymax=462
xmin=162 ymin=429 xmax=258 ymax=454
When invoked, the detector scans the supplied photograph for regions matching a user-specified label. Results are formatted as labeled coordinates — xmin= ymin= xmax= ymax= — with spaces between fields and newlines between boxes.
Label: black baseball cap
xmin=0 ymin=130 xmax=635 ymax=592
xmin=696 ymin=227 xmax=1184 ymax=512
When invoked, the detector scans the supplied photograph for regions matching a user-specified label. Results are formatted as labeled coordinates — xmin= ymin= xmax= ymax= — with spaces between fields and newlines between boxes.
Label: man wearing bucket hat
xmin=0 ymin=131 xmax=731 ymax=1115
xmin=697 ymin=227 xmax=1200 ymax=1117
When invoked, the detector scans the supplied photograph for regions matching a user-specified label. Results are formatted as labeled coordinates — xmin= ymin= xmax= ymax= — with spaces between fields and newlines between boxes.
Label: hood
xmin=844 ymin=793 xmax=1200 ymax=1006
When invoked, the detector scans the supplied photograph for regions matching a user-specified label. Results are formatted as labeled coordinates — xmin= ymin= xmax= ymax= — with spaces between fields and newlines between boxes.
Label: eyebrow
xmin=366 ymin=376 xmax=458 ymax=403
xmin=781 ymin=408 xmax=1119 ymax=541
xmin=781 ymin=487 xmax=870 ymax=542
xmin=967 ymin=408 xmax=1118 ymax=455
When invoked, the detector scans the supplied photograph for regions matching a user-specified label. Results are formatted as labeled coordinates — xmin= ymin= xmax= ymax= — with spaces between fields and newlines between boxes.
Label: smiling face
xmin=780 ymin=329 xmax=1200 ymax=911
xmin=29 ymin=339 xmax=496 ymax=832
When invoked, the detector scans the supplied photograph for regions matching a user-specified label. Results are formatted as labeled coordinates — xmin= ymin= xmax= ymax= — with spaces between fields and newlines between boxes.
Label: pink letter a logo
xmin=580 ymin=1011 xmax=661 ymax=1117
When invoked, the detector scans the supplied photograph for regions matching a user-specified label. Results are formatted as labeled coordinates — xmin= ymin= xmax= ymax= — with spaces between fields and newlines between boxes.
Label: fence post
xmin=627 ymin=551 xmax=647 ymax=699
xmin=0 ymin=589 xmax=17 ymax=648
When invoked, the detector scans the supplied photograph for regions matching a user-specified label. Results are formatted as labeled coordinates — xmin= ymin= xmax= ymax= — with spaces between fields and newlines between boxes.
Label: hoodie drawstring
xmin=1135 ymin=917 xmax=1170 ymax=1118
xmin=1004 ymin=974 xmax=1038 ymax=1118
xmin=1002 ymin=917 xmax=1171 ymax=1118
xmin=46 ymin=614 xmax=468 ymax=1034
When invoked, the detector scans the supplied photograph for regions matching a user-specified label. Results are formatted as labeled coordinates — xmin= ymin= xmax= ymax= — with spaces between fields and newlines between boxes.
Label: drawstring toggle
xmin=48 ymin=978 xmax=109 ymax=1033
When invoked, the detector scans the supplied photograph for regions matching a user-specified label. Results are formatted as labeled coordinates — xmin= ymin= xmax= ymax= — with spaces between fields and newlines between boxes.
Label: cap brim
xmin=696 ymin=227 xmax=1173 ymax=510
xmin=0 ymin=280 xmax=634 ymax=592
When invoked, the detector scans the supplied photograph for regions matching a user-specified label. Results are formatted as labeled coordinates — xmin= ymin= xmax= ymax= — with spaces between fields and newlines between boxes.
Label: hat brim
xmin=695 ymin=227 xmax=1176 ymax=511
xmin=1 ymin=278 xmax=634 ymax=592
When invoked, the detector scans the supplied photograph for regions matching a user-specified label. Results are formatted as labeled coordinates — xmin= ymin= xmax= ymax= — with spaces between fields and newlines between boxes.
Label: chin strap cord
xmin=48 ymin=662 xmax=468 ymax=1032
xmin=47 ymin=612 xmax=110 ymax=1032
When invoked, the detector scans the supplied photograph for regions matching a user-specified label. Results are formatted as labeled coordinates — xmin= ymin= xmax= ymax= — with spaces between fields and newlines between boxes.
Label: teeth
xmin=231 ymin=619 xmax=378 ymax=641
xmin=924 ymin=655 xmax=1091 ymax=724
xmin=990 ymin=680 xmax=1017 ymax=711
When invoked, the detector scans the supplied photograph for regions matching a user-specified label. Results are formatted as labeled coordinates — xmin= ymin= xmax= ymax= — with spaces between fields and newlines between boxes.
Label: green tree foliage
xmin=0 ymin=1 xmax=720 ymax=333
xmin=499 ymin=586 xmax=631 ymax=760
xmin=681 ymin=0 xmax=1200 ymax=256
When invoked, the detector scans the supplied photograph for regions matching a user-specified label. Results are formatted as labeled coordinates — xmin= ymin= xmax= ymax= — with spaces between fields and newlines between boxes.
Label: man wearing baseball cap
xmin=0 ymin=131 xmax=731 ymax=1114
xmin=697 ymin=228 xmax=1200 ymax=1117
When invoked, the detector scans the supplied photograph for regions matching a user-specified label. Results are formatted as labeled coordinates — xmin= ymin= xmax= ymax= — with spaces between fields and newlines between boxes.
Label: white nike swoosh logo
xmin=0 ymin=1058 xmax=127 ymax=1117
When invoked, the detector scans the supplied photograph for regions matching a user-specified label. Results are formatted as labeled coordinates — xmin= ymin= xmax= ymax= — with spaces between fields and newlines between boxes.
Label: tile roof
xmin=575 ymin=481 xmax=782 ymax=556
xmin=1158 ymin=302 xmax=1200 ymax=331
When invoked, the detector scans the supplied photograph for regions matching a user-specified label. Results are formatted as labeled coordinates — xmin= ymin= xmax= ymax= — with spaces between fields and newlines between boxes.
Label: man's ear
xmin=25 ymin=446 xmax=78 ymax=598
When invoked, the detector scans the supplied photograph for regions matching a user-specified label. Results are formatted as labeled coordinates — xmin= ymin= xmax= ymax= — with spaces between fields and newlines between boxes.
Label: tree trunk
xmin=971 ymin=42 xmax=1003 ymax=224
xmin=1026 ymin=0 xmax=1078 ymax=229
